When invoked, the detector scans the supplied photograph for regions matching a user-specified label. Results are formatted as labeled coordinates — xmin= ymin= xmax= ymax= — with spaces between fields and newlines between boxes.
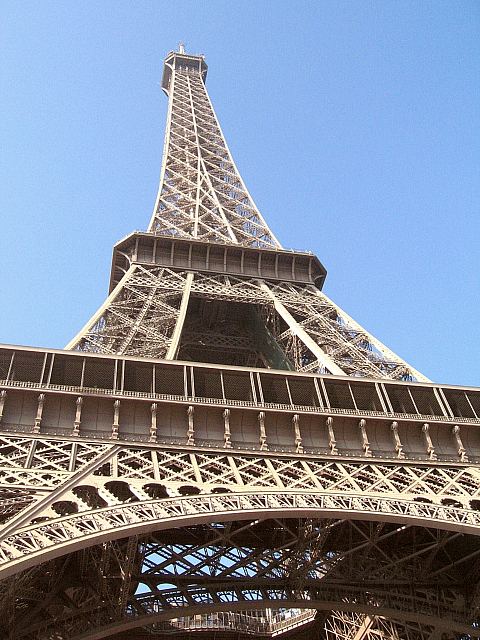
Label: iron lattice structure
xmin=0 ymin=46 xmax=479 ymax=640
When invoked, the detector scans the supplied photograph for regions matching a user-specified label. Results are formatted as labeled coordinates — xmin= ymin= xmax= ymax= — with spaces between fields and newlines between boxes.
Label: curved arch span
xmin=2 ymin=489 xmax=480 ymax=580
xmin=69 ymin=599 xmax=476 ymax=640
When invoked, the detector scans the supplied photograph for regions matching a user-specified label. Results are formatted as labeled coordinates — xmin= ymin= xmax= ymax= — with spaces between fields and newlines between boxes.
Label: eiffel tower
xmin=0 ymin=45 xmax=479 ymax=640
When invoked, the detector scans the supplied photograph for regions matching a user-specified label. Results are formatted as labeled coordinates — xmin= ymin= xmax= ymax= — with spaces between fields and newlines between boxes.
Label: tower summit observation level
xmin=161 ymin=45 xmax=208 ymax=92
xmin=0 ymin=45 xmax=479 ymax=640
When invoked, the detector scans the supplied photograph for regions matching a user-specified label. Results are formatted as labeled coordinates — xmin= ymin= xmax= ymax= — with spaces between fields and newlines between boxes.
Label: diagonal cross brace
xmin=0 ymin=444 xmax=121 ymax=540
xmin=259 ymin=281 xmax=345 ymax=375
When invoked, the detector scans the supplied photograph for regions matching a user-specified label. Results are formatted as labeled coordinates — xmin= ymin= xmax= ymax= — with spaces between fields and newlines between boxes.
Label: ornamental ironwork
xmin=1 ymin=45 xmax=478 ymax=640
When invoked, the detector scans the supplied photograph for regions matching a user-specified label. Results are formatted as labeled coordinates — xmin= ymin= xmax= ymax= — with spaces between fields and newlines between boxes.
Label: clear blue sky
xmin=1 ymin=1 xmax=479 ymax=386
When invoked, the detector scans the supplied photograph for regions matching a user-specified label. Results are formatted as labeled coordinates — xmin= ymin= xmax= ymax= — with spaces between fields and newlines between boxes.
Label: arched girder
xmin=2 ymin=489 xmax=480 ymax=580
xmin=3 ymin=513 xmax=478 ymax=638
xmin=11 ymin=583 xmax=474 ymax=640
xmin=63 ymin=598 xmax=477 ymax=640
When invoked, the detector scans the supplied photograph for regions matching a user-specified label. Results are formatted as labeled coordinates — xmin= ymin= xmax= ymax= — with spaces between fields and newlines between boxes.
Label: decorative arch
xmin=2 ymin=488 xmax=480 ymax=580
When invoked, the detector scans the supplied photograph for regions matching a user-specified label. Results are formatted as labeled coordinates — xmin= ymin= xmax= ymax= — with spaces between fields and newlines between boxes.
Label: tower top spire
xmin=161 ymin=46 xmax=208 ymax=93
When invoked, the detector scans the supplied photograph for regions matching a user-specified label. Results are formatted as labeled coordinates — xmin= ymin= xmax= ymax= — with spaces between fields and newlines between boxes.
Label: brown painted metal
xmin=0 ymin=46 xmax=478 ymax=640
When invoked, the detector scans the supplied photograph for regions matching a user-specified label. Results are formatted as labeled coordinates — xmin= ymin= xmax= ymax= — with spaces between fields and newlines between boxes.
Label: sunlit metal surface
xmin=0 ymin=45 xmax=478 ymax=640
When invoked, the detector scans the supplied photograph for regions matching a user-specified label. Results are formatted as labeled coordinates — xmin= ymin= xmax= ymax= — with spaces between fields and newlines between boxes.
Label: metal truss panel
xmin=0 ymin=435 xmax=479 ymax=639
xmin=2 ymin=46 xmax=477 ymax=640
xmin=148 ymin=54 xmax=279 ymax=248
xmin=66 ymin=268 xmax=428 ymax=380
xmin=66 ymin=266 xmax=191 ymax=357
xmin=266 ymin=282 xmax=429 ymax=381
xmin=1 ymin=518 xmax=477 ymax=638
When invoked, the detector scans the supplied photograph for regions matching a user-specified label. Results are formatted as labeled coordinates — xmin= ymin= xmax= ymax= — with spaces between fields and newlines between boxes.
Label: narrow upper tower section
xmin=161 ymin=47 xmax=208 ymax=94
xmin=148 ymin=46 xmax=280 ymax=248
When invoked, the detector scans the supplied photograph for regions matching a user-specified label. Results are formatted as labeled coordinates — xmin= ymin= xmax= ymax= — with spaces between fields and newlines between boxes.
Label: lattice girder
xmin=149 ymin=54 xmax=279 ymax=248
xmin=3 ymin=45 xmax=478 ymax=640
xmin=67 ymin=262 xmax=428 ymax=380
xmin=0 ymin=435 xmax=479 ymax=637
xmin=0 ymin=518 xmax=476 ymax=638
xmin=324 ymin=612 xmax=438 ymax=640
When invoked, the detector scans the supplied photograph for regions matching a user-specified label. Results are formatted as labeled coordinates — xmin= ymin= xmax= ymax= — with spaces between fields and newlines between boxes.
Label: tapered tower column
xmin=149 ymin=48 xmax=280 ymax=247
